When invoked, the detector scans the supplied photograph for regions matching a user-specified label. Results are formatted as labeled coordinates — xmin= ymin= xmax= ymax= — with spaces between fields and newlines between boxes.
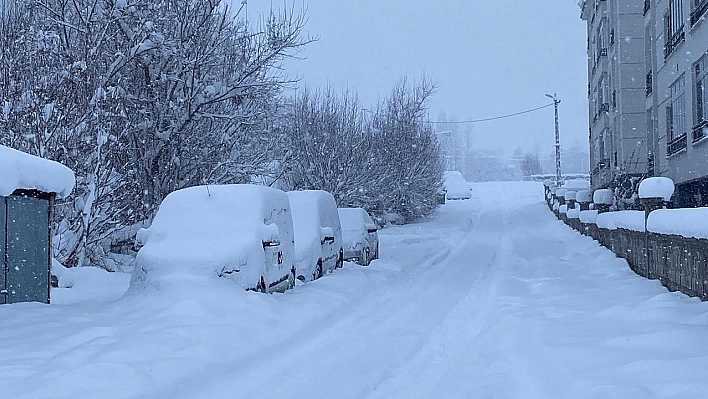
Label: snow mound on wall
xmin=0 ymin=145 xmax=75 ymax=198
xmin=593 ymin=188 xmax=613 ymax=205
xmin=595 ymin=211 xmax=645 ymax=232
xmin=555 ymin=188 xmax=567 ymax=199
xmin=611 ymin=211 xmax=645 ymax=232
xmin=566 ymin=205 xmax=580 ymax=219
xmin=132 ymin=184 xmax=294 ymax=291
xmin=647 ymin=208 xmax=708 ymax=239
xmin=579 ymin=210 xmax=598 ymax=224
xmin=563 ymin=179 xmax=590 ymax=191
xmin=564 ymin=190 xmax=577 ymax=201
xmin=559 ymin=204 xmax=568 ymax=214
xmin=576 ymin=190 xmax=592 ymax=203
xmin=638 ymin=177 xmax=675 ymax=200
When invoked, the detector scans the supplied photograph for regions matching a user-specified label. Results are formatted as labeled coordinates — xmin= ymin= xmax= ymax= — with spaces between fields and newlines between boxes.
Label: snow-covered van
xmin=132 ymin=184 xmax=296 ymax=293
xmin=287 ymin=190 xmax=344 ymax=281
xmin=338 ymin=207 xmax=379 ymax=266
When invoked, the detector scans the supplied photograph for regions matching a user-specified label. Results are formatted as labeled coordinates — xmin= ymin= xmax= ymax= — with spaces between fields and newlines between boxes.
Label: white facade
xmin=582 ymin=0 xmax=649 ymax=190
xmin=646 ymin=0 xmax=708 ymax=206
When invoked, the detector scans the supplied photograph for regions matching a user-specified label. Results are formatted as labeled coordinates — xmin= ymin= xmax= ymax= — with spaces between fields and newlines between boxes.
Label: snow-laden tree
xmin=283 ymin=78 xmax=444 ymax=224
xmin=368 ymin=77 xmax=445 ymax=222
xmin=0 ymin=0 xmax=308 ymax=269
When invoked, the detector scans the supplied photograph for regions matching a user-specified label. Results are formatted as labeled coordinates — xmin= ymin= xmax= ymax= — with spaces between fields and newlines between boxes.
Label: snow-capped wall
xmin=647 ymin=208 xmax=708 ymax=239
xmin=576 ymin=190 xmax=592 ymax=203
xmin=638 ymin=177 xmax=675 ymax=200
xmin=579 ymin=210 xmax=598 ymax=224
xmin=0 ymin=145 xmax=75 ymax=198
xmin=595 ymin=211 xmax=645 ymax=232
xmin=564 ymin=191 xmax=577 ymax=201
xmin=593 ymin=189 xmax=613 ymax=205
xmin=566 ymin=205 xmax=580 ymax=219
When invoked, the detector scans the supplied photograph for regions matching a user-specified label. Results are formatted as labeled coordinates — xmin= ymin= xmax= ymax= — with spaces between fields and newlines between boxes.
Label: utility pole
xmin=546 ymin=93 xmax=562 ymax=185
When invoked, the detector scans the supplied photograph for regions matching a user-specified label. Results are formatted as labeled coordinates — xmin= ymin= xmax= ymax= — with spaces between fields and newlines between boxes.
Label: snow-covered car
xmin=132 ymin=184 xmax=296 ymax=293
xmin=444 ymin=170 xmax=471 ymax=200
xmin=338 ymin=207 xmax=379 ymax=266
xmin=287 ymin=190 xmax=344 ymax=281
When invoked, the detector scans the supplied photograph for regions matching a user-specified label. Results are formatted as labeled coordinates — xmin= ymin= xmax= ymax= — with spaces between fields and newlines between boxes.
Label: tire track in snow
xmin=172 ymin=196 xmax=494 ymax=399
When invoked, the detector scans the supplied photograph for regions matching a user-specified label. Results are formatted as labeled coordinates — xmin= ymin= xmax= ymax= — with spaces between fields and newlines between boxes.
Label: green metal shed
xmin=1 ymin=145 xmax=75 ymax=304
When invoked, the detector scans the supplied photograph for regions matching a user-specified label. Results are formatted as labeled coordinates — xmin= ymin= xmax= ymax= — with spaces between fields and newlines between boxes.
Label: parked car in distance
xmin=443 ymin=170 xmax=471 ymax=200
xmin=338 ymin=207 xmax=379 ymax=266
xmin=132 ymin=184 xmax=296 ymax=293
xmin=287 ymin=190 xmax=344 ymax=281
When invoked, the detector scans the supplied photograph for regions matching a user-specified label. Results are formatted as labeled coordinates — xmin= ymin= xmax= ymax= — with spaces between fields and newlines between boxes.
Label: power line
xmin=430 ymin=103 xmax=554 ymax=124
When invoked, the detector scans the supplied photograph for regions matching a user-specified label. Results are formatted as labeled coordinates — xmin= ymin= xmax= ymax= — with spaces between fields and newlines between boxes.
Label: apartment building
xmin=645 ymin=0 xmax=708 ymax=207
xmin=582 ymin=0 xmax=648 ymax=191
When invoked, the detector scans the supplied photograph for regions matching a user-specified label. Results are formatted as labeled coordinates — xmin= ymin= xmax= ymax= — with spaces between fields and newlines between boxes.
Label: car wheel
xmin=313 ymin=261 xmax=323 ymax=280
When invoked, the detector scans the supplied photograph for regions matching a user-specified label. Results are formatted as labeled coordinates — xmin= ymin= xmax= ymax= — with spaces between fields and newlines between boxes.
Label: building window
xmin=691 ymin=0 xmax=708 ymax=26
xmin=664 ymin=0 xmax=685 ymax=59
xmin=667 ymin=76 xmax=688 ymax=155
xmin=694 ymin=55 xmax=708 ymax=142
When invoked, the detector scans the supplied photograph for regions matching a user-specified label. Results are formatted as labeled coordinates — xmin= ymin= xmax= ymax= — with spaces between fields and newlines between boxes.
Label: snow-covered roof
xmin=0 ymin=145 xmax=75 ymax=199
xmin=647 ymin=208 xmax=708 ymax=239
xmin=638 ymin=177 xmax=674 ymax=200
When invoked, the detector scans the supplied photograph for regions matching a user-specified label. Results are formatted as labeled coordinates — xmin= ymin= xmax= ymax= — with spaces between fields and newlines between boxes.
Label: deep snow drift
xmin=2 ymin=181 xmax=708 ymax=398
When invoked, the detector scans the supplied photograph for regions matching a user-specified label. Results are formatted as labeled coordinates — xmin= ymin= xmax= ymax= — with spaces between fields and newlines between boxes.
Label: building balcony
xmin=691 ymin=0 xmax=708 ymax=26
xmin=664 ymin=28 xmax=685 ymax=59
xmin=667 ymin=133 xmax=688 ymax=156
xmin=693 ymin=120 xmax=708 ymax=143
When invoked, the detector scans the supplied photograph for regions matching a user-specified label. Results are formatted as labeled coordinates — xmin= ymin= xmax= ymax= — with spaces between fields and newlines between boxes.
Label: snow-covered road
xmin=3 ymin=181 xmax=708 ymax=398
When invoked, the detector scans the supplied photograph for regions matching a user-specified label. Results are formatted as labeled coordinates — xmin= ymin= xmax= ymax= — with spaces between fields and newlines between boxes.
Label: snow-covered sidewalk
xmin=2 ymin=181 xmax=708 ymax=398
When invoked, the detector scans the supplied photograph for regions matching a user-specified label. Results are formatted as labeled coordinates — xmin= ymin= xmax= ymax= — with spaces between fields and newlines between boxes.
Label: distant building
xmin=581 ymin=0 xmax=648 ymax=191
xmin=437 ymin=129 xmax=471 ymax=174
xmin=645 ymin=0 xmax=708 ymax=207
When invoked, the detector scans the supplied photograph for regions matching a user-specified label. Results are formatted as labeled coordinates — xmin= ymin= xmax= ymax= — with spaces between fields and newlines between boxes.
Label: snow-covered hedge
xmin=647 ymin=208 xmax=708 ymax=239
xmin=0 ymin=145 xmax=75 ymax=198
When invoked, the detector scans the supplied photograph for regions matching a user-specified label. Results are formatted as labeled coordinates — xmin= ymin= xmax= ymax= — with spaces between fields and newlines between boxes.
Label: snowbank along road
xmin=2 ymin=181 xmax=708 ymax=398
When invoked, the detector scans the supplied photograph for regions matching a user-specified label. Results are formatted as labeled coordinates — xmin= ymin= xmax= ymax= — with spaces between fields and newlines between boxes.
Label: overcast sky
xmin=242 ymin=0 xmax=588 ymax=156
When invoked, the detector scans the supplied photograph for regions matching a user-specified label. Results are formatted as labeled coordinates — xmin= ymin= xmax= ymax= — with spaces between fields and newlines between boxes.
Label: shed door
xmin=1 ymin=197 xmax=6 ymax=305
xmin=6 ymin=196 xmax=50 ymax=304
